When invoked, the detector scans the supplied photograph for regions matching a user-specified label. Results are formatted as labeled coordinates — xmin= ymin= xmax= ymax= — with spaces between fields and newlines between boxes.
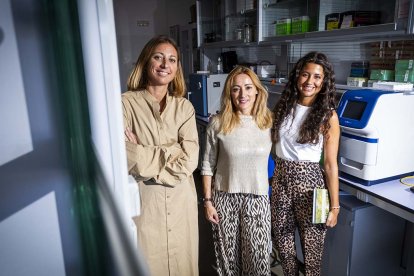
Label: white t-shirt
xmin=274 ymin=104 xmax=323 ymax=162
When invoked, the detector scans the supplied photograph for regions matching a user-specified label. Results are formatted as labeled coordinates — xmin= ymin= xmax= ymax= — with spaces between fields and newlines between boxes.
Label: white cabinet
xmin=322 ymin=194 xmax=406 ymax=276
xmin=197 ymin=0 xmax=257 ymax=45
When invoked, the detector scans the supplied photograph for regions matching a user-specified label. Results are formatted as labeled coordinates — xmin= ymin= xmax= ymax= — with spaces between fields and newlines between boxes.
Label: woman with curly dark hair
xmin=271 ymin=51 xmax=340 ymax=276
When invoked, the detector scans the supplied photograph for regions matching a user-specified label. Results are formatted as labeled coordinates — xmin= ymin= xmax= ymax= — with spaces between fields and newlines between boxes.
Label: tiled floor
xmin=194 ymin=170 xmax=303 ymax=276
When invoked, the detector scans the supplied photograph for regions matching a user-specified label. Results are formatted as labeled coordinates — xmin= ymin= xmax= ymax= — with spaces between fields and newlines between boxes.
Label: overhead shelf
xmin=200 ymin=23 xmax=409 ymax=48
xmin=261 ymin=23 xmax=406 ymax=44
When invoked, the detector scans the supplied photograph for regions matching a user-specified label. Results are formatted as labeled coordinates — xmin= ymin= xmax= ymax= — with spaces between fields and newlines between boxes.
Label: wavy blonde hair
xmin=218 ymin=65 xmax=273 ymax=134
xmin=126 ymin=35 xmax=186 ymax=97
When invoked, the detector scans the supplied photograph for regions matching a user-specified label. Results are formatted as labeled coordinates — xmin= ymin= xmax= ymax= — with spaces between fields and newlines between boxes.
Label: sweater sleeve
xmin=200 ymin=117 xmax=219 ymax=176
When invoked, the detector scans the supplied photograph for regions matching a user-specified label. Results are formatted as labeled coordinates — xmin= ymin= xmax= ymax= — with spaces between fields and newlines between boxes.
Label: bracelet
xmin=203 ymin=198 xmax=212 ymax=207
xmin=330 ymin=206 xmax=340 ymax=210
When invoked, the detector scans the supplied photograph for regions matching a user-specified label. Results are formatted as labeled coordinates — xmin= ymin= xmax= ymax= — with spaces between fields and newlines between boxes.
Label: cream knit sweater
xmin=201 ymin=115 xmax=272 ymax=196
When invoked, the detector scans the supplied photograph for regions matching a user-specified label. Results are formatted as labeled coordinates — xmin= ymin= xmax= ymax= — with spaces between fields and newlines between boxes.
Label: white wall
xmin=113 ymin=0 xmax=196 ymax=91
xmin=166 ymin=0 xmax=196 ymax=27
xmin=0 ymin=0 xmax=33 ymax=166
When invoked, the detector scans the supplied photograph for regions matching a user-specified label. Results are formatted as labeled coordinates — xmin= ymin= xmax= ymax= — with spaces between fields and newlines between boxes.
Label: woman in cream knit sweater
xmin=201 ymin=65 xmax=273 ymax=276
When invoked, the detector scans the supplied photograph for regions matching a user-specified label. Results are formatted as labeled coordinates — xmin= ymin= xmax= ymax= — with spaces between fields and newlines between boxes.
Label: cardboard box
xmin=292 ymin=16 xmax=309 ymax=34
xmin=325 ymin=13 xmax=340 ymax=30
xmin=370 ymin=69 xmax=395 ymax=81
xmin=395 ymin=69 xmax=414 ymax=82
xmin=276 ymin=18 xmax=291 ymax=35
xmin=395 ymin=59 xmax=414 ymax=70
xmin=340 ymin=11 xmax=381 ymax=29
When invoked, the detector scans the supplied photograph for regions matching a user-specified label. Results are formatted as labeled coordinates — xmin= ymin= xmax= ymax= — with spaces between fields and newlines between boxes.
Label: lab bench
xmin=322 ymin=191 xmax=407 ymax=276
xmin=332 ymin=177 xmax=414 ymax=276
xmin=339 ymin=177 xmax=414 ymax=223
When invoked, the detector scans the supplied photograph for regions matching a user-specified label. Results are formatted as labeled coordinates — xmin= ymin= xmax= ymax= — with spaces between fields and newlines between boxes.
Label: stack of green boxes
xmin=292 ymin=16 xmax=309 ymax=34
xmin=276 ymin=18 xmax=291 ymax=35
xmin=395 ymin=59 xmax=414 ymax=83
xmin=369 ymin=69 xmax=395 ymax=81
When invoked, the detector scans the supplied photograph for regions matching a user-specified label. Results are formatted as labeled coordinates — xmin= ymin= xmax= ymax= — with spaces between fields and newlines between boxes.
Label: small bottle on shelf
xmin=217 ymin=57 xmax=223 ymax=74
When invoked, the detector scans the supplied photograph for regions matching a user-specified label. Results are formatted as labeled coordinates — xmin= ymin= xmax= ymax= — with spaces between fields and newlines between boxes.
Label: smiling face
xmin=147 ymin=43 xmax=178 ymax=87
xmin=230 ymin=73 xmax=257 ymax=115
xmin=297 ymin=62 xmax=325 ymax=106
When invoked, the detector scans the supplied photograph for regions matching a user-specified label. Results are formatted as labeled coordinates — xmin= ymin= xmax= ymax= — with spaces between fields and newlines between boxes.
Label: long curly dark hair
xmin=272 ymin=51 xmax=336 ymax=144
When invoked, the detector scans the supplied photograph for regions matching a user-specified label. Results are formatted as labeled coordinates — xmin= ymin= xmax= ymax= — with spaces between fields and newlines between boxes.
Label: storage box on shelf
xmin=366 ymin=39 xmax=414 ymax=85
xmin=258 ymin=0 xmax=406 ymax=43
xmin=325 ymin=13 xmax=341 ymax=30
xmin=291 ymin=16 xmax=309 ymax=34
xmin=395 ymin=58 xmax=414 ymax=82
xmin=198 ymin=0 xmax=412 ymax=47
xmin=196 ymin=0 xmax=414 ymax=94
xmin=276 ymin=18 xmax=291 ymax=35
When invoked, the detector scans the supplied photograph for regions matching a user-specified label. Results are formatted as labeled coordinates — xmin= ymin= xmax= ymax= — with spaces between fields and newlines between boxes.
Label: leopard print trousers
xmin=271 ymin=157 xmax=327 ymax=276
xmin=212 ymin=190 xmax=271 ymax=276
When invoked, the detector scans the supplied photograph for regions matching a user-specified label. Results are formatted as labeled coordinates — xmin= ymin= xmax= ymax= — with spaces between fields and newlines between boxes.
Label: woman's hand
xmin=204 ymin=202 xmax=220 ymax=224
xmin=125 ymin=127 xmax=140 ymax=144
xmin=326 ymin=208 xmax=339 ymax=228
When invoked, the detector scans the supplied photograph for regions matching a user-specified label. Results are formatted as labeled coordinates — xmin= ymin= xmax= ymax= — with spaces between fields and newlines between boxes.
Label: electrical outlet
xmin=137 ymin=20 xmax=149 ymax=27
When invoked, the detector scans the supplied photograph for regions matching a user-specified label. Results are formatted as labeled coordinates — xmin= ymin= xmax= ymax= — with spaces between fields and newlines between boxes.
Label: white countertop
xmin=339 ymin=175 xmax=414 ymax=223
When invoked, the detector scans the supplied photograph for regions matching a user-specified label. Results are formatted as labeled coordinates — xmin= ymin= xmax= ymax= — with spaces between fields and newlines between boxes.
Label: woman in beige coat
xmin=122 ymin=35 xmax=199 ymax=276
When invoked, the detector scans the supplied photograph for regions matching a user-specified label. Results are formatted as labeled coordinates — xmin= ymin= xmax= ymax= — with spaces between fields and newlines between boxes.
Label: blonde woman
xmin=201 ymin=66 xmax=273 ymax=275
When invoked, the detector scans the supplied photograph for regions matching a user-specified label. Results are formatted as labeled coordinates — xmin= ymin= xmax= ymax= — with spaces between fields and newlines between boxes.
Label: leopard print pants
xmin=212 ymin=191 xmax=271 ymax=276
xmin=271 ymin=157 xmax=327 ymax=276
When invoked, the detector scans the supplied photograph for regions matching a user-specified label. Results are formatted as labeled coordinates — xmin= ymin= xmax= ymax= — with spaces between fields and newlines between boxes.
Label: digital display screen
xmin=342 ymin=100 xmax=367 ymax=120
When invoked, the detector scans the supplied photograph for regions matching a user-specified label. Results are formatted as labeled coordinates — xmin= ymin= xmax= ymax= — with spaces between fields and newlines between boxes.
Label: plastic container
xmin=244 ymin=24 xmax=253 ymax=43
xmin=217 ymin=57 xmax=223 ymax=74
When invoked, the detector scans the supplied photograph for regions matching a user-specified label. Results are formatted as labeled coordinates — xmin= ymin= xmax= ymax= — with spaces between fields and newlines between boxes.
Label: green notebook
xmin=312 ymin=188 xmax=330 ymax=224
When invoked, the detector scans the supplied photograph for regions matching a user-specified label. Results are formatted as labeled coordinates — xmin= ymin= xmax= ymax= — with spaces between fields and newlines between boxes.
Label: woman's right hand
xmin=204 ymin=202 xmax=219 ymax=224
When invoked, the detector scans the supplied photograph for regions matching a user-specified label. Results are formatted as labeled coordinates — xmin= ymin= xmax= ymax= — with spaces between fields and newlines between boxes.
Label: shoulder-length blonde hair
xmin=218 ymin=65 xmax=273 ymax=134
xmin=126 ymin=35 xmax=186 ymax=97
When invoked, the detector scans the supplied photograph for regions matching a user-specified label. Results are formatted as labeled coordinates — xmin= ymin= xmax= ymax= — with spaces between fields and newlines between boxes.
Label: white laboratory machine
xmin=337 ymin=89 xmax=414 ymax=185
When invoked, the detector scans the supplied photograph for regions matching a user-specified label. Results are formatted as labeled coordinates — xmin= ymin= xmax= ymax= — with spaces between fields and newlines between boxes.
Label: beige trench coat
xmin=122 ymin=90 xmax=199 ymax=276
